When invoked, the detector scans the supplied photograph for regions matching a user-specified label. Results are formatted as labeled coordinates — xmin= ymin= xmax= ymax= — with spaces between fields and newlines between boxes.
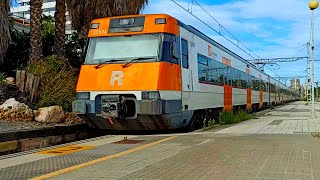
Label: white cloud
xmin=143 ymin=0 xmax=320 ymax=83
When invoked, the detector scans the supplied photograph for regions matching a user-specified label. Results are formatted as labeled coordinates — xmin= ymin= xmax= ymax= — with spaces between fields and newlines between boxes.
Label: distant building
xmin=10 ymin=0 xmax=74 ymax=35
xmin=10 ymin=15 xmax=30 ymax=32
xmin=291 ymin=79 xmax=300 ymax=91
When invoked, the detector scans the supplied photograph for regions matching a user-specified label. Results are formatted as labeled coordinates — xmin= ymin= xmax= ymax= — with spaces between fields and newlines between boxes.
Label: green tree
xmin=41 ymin=15 xmax=55 ymax=57
xmin=2 ymin=15 xmax=57 ymax=75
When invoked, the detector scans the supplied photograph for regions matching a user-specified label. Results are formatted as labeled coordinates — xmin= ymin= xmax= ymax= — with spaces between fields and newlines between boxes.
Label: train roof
xmin=177 ymin=20 xmax=290 ymax=90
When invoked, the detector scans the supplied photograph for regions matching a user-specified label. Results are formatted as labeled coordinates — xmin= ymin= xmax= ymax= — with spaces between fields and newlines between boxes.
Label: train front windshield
xmin=85 ymin=34 xmax=160 ymax=64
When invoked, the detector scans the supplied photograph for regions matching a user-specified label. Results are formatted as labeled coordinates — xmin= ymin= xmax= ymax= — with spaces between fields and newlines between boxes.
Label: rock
xmin=0 ymin=98 xmax=28 ymax=110
xmin=0 ymin=98 xmax=34 ymax=122
xmin=0 ymin=84 xmax=29 ymax=105
xmin=35 ymin=106 xmax=65 ymax=124
xmin=63 ymin=112 xmax=85 ymax=125
xmin=5 ymin=77 xmax=14 ymax=85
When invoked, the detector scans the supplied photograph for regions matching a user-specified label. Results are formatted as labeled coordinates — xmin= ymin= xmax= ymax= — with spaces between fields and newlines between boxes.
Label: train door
xmin=181 ymin=37 xmax=193 ymax=111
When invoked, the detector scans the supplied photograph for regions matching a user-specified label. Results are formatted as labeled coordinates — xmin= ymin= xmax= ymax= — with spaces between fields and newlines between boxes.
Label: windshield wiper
xmin=94 ymin=59 xmax=124 ymax=69
xmin=122 ymin=57 xmax=154 ymax=68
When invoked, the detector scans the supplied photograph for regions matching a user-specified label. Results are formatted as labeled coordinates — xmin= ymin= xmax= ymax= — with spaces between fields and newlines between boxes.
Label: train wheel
xmin=188 ymin=111 xmax=204 ymax=131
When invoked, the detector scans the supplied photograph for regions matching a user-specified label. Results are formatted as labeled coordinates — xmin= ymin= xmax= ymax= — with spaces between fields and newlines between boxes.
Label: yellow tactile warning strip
xmin=30 ymin=136 xmax=177 ymax=180
xmin=37 ymin=145 xmax=95 ymax=156
xmin=0 ymin=141 xmax=18 ymax=153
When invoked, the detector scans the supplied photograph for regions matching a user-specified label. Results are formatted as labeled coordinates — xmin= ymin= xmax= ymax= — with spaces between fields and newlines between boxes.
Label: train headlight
xmin=142 ymin=91 xmax=160 ymax=100
xmin=77 ymin=92 xmax=90 ymax=100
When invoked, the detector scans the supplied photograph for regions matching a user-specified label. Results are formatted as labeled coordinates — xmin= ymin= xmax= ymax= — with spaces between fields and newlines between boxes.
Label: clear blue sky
xmin=143 ymin=0 xmax=320 ymax=86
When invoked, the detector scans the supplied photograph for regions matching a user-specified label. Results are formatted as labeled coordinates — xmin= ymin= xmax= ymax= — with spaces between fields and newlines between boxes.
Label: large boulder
xmin=35 ymin=106 xmax=65 ymax=124
xmin=0 ymin=98 xmax=34 ymax=122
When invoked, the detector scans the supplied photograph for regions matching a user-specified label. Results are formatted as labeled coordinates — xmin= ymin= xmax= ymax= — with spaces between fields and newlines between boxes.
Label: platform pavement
xmin=1 ymin=101 xmax=320 ymax=180
xmin=215 ymin=101 xmax=320 ymax=135
xmin=44 ymin=134 xmax=320 ymax=180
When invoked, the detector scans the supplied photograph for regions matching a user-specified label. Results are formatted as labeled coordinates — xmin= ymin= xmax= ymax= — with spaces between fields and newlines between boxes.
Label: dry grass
xmin=27 ymin=55 xmax=79 ymax=111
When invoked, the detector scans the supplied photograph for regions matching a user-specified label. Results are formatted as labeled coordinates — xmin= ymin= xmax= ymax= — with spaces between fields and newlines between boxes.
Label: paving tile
xmin=2 ymin=102 xmax=320 ymax=180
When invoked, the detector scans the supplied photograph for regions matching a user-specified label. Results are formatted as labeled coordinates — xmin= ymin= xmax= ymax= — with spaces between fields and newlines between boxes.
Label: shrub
xmin=219 ymin=110 xmax=255 ymax=125
xmin=0 ymin=73 xmax=6 ymax=85
xmin=65 ymin=33 xmax=86 ymax=68
xmin=234 ymin=110 xmax=254 ymax=122
xmin=219 ymin=111 xmax=234 ymax=125
xmin=27 ymin=55 xmax=79 ymax=111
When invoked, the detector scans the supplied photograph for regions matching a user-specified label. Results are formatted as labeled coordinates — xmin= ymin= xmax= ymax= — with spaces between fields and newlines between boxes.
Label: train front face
xmin=72 ymin=14 xmax=184 ymax=130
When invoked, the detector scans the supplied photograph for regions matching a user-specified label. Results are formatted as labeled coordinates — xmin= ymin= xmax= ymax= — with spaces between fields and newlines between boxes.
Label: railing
xmin=9 ymin=14 xmax=30 ymax=26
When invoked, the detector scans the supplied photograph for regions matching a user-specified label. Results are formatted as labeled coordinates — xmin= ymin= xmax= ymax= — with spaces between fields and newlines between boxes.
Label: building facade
xmin=10 ymin=0 xmax=74 ymax=35
xmin=291 ymin=79 xmax=301 ymax=91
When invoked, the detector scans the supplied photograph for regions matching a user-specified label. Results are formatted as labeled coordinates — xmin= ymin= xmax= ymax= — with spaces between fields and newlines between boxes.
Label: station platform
xmin=0 ymin=134 xmax=182 ymax=180
xmin=1 ymin=102 xmax=320 ymax=180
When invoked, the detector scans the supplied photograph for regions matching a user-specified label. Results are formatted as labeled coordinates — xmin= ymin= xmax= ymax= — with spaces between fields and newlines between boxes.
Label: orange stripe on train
xmin=76 ymin=62 xmax=182 ymax=91
xmin=223 ymin=57 xmax=232 ymax=112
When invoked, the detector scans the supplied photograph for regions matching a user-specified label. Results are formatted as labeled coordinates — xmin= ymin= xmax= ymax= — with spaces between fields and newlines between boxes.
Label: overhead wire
xmin=169 ymin=0 xmax=310 ymax=82
xmin=192 ymin=0 xmax=261 ymax=59
xmin=292 ymin=44 xmax=307 ymax=57
xmin=170 ymin=0 xmax=260 ymax=61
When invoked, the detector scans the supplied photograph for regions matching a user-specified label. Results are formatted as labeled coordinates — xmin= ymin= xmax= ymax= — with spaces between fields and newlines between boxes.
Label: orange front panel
xmin=247 ymin=88 xmax=252 ymax=109
xmin=224 ymin=85 xmax=233 ymax=112
xmin=88 ymin=14 xmax=179 ymax=38
xmin=76 ymin=62 xmax=181 ymax=91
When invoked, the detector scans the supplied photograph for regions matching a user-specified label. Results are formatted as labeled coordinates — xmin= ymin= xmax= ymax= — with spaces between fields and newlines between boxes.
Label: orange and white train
xmin=72 ymin=14 xmax=299 ymax=130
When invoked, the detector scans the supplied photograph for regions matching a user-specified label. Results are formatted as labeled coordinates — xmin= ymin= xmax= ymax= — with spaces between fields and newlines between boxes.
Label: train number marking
xmin=110 ymin=71 xmax=124 ymax=86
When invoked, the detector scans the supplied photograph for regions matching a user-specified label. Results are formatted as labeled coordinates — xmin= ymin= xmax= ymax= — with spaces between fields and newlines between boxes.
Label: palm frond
xmin=66 ymin=0 xmax=148 ymax=37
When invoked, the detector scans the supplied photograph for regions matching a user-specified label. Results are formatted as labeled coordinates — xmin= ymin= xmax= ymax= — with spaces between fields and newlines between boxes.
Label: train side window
xmin=181 ymin=38 xmax=189 ymax=69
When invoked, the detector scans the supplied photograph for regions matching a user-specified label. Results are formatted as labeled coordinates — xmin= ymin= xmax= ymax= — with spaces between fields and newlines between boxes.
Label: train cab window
xmin=161 ymin=41 xmax=173 ymax=63
xmin=160 ymin=34 xmax=180 ymax=64
xmin=181 ymin=38 xmax=189 ymax=69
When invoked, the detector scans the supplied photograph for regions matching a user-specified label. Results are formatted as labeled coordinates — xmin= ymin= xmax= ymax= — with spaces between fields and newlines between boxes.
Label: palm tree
xmin=54 ymin=0 xmax=66 ymax=60
xmin=30 ymin=0 xmax=43 ymax=62
xmin=66 ymin=0 xmax=149 ymax=37
xmin=0 ymin=0 xmax=11 ymax=66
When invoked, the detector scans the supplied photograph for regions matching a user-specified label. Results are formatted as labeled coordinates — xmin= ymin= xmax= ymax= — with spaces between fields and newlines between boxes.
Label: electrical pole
xmin=309 ymin=0 xmax=318 ymax=118
xmin=306 ymin=43 xmax=311 ymax=103
xmin=316 ymin=82 xmax=319 ymax=101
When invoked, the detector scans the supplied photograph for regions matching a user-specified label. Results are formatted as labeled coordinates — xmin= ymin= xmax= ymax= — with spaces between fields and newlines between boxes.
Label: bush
xmin=219 ymin=110 xmax=254 ymax=125
xmin=234 ymin=110 xmax=254 ymax=122
xmin=27 ymin=55 xmax=79 ymax=111
xmin=65 ymin=33 xmax=86 ymax=68
xmin=3 ymin=16 xmax=86 ymax=76
xmin=2 ymin=29 xmax=30 ymax=76
xmin=219 ymin=111 xmax=234 ymax=124
xmin=0 ymin=73 xmax=6 ymax=85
